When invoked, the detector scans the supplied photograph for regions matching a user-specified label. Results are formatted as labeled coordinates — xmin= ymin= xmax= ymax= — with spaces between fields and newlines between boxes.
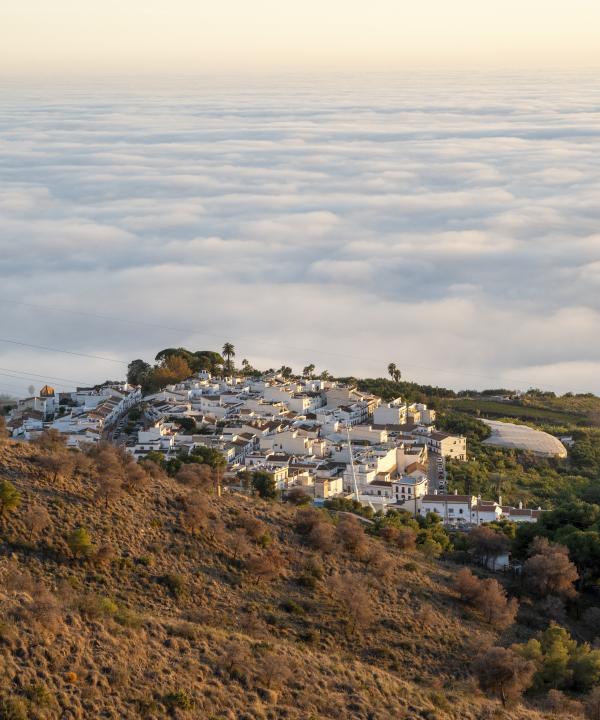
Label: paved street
xmin=427 ymin=451 xmax=446 ymax=493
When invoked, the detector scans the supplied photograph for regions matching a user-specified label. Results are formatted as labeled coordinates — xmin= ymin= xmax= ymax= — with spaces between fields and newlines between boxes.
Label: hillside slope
xmin=0 ymin=440 xmax=552 ymax=720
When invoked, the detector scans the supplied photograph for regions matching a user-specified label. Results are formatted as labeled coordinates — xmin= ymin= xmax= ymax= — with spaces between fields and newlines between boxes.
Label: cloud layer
xmin=1 ymin=72 xmax=600 ymax=395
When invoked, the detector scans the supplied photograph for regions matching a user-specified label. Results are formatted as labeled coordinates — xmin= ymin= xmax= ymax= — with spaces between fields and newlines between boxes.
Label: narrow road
xmin=427 ymin=451 xmax=446 ymax=493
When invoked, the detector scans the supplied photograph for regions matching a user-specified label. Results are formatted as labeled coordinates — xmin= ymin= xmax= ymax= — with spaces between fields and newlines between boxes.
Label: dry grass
xmin=0 ymin=441 xmax=557 ymax=719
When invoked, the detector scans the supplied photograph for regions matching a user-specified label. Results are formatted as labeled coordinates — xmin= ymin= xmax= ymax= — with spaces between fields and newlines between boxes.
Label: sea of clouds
xmin=1 ymin=71 xmax=600 ymax=395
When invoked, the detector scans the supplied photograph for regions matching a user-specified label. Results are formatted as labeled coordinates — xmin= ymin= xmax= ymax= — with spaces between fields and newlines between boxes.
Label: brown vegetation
xmin=523 ymin=537 xmax=579 ymax=600
xmin=0 ymin=439 xmax=579 ymax=719
xmin=455 ymin=567 xmax=518 ymax=628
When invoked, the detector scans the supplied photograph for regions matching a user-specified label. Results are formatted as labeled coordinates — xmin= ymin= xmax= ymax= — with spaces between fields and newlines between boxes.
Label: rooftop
xmin=481 ymin=420 xmax=567 ymax=458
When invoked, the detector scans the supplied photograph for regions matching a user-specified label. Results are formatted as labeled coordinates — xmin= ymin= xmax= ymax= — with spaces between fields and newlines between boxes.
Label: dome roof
xmin=40 ymin=384 xmax=55 ymax=397
xmin=482 ymin=420 xmax=567 ymax=458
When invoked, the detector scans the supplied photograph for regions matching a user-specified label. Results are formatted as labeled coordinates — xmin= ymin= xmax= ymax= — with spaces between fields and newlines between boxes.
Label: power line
xmin=0 ymin=298 xmax=566 ymax=390
xmin=0 ymin=366 xmax=94 ymax=386
xmin=0 ymin=384 xmax=27 ymax=397
xmin=0 ymin=372 xmax=75 ymax=391
xmin=0 ymin=337 xmax=128 ymax=365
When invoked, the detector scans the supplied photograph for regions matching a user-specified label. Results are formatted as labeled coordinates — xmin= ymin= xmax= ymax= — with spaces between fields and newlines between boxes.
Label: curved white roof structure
xmin=481 ymin=419 xmax=567 ymax=458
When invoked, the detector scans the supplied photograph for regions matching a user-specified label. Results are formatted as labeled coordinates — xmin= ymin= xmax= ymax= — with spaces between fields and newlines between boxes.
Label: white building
xmin=419 ymin=492 xmax=474 ymax=525
xmin=373 ymin=398 xmax=407 ymax=426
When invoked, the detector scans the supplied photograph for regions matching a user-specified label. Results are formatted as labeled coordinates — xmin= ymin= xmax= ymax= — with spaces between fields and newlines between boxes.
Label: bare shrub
xmin=547 ymin=689 xmax=584 ymax=717
xmin=475 ymin=579 xmax=518 ymax=628
xmin=22 ymin=584 xmax=63 ymax=634
xmin=455 ymin=568 xmax=518 ymax=629
xmin=364 ymin=546 xmax=395 ymax=584
xmin=32 ymin=429 xmax=66 ymax=451
xmin=308 ymin=521 xmax=336 ymax=553
xmin=335 ymin=515 xmax=367 ymax=555
xmin=304 ymin=555 xmax=324 ymax=580
xmin=72 ymin=452 xmax=95 ymax=478
xmin=468 ymin=526 xmax=510 ymax=567
xmin=139 ymin=458 xmax=166 ymax=479
xmin=22 ymin=503 xmax=52 ymax=540
xmin=585 ymin=687 xmax=600 ymax=720
xmin=524 ymin=537 xmax=579 ymax=600
xmin=95 ymin=474 xmax=123 ymax=509
xmin=239 ymin=514 xmax=269 ymax=544
xmin=38 ymin=451 xmax=74 ymax=484
xmin=245 ymin=554 xmax=280 ymax=585
xmin=208 ymin=517 xmax=227 ymax=545
xmin=182 ymin=491 xmax=209 ymax=536
xmin=329 ymin=573 xmax=372 ymax=637
xmin=220 ymin=640 xmax=250 ymax=680
xmin=0 ymin=696 xmax=28 ymax=720
xmin=231 ymin=531 xmax=251 ymax=561
xmin=123 ymin=461 xmax=150 ymax=493
xmin=4 ymin=563 xmax=35 ymax=595
xmin=473 ymin=646 xmax=535 ymax=707
xmin=94 ymin=542 xmax=116 ymax=566
xmin=455 ymin=567 xmax=482 ymax=604
xmin=256 ymin=651 xmax=292 ymax=690
xmin=0 ymin=416 xmax=8 ymax=444
xmin=294 ymin=507 xmax=323 ymax=536
xmin=286 ymin=486 xmax=312 ymax=505
xmin=176 ymin=464 xmax=213 ymax=492
xmin=396 ymin=527 xmax=417 ymax=551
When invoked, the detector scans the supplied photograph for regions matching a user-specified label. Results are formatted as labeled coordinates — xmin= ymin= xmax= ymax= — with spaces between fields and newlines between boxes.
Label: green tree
xmin=192 ymin=350 xmax=224 ymax=374
xmin=127 ymin=358 xmax=151 ymax=386
xmin=572 ymin=645 xmax=600 ymax=691
xmin=186 ymin=446 xmax=227 ymax=472
xmin=67 ymin=527 xmax=94 ymax=559
xmin=514 ymin=624 xmax=600 ymax=692
xmin=302 ymin=364 xmax=315 ymax=379
xmin=145 ymin=451 xmax=166 ymax=468
xmin=0 ymin=479 xmax=20 ymax=521
xmin=251 ymin=471 xmax=277 ymax=499
xmin=387 ymin=362 xmax=401 ymax=383
xmin=222 ymin=342 xmax=235 ymax=375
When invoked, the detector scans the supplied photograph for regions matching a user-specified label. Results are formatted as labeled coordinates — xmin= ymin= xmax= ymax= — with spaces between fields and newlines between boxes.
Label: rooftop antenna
xmin=346 ymin=425 xmax=360 ymax=502
xmin=346 ymin=425 xmax=376 ymax=512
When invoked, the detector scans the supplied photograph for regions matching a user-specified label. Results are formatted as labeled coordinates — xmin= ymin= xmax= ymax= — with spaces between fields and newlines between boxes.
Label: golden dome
xmin=40 ymin=384 xmax=55 ymax=397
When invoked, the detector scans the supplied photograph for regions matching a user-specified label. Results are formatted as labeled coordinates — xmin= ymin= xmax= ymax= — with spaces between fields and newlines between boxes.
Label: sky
xmin=2 ymin=0 xmax=600 ymax=74
xmin=1 ymin=5 xmax=600 ymax=397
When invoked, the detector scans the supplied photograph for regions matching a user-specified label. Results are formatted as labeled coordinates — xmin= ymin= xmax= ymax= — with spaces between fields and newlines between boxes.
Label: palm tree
xmin=302 ymin=363 xmax=315 ymax=379
xmin=387 ymin=362 xmax=401 ymax=383
xmin=279 ymin=365 xmax=293 ymax=379
xmin=222 ymin=342 xmax=235 ymax=375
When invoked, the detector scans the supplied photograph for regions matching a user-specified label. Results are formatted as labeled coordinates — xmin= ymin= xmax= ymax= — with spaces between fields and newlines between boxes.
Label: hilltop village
xmin=3 ymin=350 xmax=600 ymax=719
xmin=5 ymin=352 xmax=545 ymax=530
